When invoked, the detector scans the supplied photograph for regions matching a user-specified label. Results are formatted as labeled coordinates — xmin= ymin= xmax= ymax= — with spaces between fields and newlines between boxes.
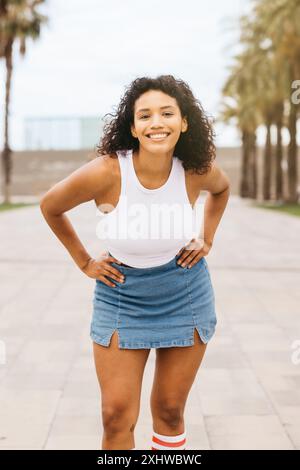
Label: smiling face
xmin=131 ymin=89 xmax=188 ymax=152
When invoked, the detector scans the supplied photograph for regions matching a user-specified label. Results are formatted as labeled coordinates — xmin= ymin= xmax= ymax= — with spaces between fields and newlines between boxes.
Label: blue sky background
xmin=0 ymin=0 xmax=253 ymax=150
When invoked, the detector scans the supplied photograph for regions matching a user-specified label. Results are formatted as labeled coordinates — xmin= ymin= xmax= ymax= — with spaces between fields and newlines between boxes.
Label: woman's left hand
xmin=176 ymin=238 xmax=212 ymax=268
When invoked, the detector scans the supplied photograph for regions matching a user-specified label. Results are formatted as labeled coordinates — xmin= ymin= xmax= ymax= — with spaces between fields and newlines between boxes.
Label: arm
xmin=39 ymin=156 xmax=113 ymax=271
xmin=200 ymin=161 xmax=231 ymax=248
xmin=177 ymin=161 xmax=230 ymax=267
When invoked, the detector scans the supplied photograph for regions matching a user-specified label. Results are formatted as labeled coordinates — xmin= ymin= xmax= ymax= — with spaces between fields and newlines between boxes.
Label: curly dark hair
xmin=96 ymin=74 xmax=216 ymax=174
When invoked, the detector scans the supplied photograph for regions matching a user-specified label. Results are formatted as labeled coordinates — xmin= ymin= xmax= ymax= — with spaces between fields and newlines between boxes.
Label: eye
xmin=139 ymin=112 xmax=173 ymax=119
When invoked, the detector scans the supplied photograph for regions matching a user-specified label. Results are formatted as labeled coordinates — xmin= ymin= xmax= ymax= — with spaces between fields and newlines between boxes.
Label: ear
xmin=131 ymin=124 xmax=137 ymax=138
xmin=181 ymin=116 xmax=188 ymax=133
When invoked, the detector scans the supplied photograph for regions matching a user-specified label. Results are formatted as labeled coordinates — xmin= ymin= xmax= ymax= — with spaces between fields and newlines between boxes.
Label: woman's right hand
xmin=81 ymin=251 xmax=125 ymax=288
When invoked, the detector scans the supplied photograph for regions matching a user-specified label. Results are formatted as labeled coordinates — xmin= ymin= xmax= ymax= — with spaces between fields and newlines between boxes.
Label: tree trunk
xmin=275 ymin=102 xmax=284 ymax=202
xmin=240 ymin=130 xmax=250 ymax=198
xmin=1 ymin=39 xmax=13 ymax=204
xmin=286 ymin=102 xmax=298 ymax=203
xmin=263 ymin=120 xmax=272 ymax=201
xmin=248 ymin=131 xmax=257 ymax=199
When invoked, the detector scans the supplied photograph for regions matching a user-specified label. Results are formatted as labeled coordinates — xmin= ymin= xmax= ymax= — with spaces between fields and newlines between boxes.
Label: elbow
xmin=212 ymin=183 xmax=230 ymax=197
xmin=39 ymin=192 xmax=64 ymax=217
xmin=221 ymin=174 xmax=231 ymax=196
xmin=222 ymin=182 xmax=231 ymax=200
xmin=39 ymin=192 xmax=56 ymax=217
xmin=39 ymin=194 xmax=47 ymax=214
xmin=39 ymin=193 xmax=50 ymax=215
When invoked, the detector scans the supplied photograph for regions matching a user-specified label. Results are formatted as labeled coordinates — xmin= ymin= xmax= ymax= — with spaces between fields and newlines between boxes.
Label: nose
xmin=150 ymin=113 xmax=164 ymax=127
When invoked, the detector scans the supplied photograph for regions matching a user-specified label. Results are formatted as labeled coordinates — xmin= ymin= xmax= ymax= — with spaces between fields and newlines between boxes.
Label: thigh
xmin=151 ymin=329 xmax=207 ymax=406
xmin=93 ymin=330 xmax=151 ymax=410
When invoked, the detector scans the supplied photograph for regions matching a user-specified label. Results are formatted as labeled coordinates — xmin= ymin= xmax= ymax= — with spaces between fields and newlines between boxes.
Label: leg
xmin=150 ymin=328 xmax=207 ymax=442
xmin=93 ymin=330 xmax=151 ymax=450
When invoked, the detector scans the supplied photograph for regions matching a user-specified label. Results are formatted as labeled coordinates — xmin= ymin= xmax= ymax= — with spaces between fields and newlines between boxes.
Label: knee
xmin=102 ymin=402 xmax=137 ymax=435
xmin=153 ymin=400 xmax=184 ymax=428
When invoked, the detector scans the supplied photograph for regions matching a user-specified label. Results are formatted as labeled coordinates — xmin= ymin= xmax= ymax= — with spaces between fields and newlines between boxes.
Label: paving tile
xmin=205 ymin=415 xmax=294 ymax=449
xmin=1 ymin=198 xmax=300 ymax=449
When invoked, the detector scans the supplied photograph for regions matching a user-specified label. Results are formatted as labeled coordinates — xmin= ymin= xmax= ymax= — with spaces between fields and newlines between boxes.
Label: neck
xmin=132 ymin=147 xmax=174 ymax=180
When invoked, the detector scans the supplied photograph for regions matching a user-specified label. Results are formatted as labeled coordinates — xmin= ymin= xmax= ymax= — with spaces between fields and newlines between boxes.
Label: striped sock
xmin=151 ymin=430 xmax=186 ymax=450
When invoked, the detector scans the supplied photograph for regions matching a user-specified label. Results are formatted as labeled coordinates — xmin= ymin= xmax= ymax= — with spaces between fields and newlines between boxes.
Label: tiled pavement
xmin=0 ymin=196 xmax=299 ymax=450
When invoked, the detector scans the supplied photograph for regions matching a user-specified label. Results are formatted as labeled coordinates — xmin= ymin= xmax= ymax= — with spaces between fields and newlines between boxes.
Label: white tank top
xmin=95 ymin=149 xmax=203 ymax=268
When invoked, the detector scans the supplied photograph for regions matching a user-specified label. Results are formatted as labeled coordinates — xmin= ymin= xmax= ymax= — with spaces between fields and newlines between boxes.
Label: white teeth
xmin=148 ymin=133 xmax=169 ymax=139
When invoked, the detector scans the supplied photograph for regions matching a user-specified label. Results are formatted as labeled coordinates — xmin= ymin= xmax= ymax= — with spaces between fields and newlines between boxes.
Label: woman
xmin=40 ymin=75 xmax=230 ymax=451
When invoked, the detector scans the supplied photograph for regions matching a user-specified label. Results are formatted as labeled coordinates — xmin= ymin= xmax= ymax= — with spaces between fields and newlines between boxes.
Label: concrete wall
xmin=1 ymin=146 xmax=297 ymax=199
xmin=1 ymin=149 xmax=95 ymax=198
xmin=0 ymin=148 xmax=241 ymax=198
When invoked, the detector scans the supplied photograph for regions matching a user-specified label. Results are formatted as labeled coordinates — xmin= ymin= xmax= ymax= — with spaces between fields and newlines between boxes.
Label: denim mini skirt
xmin=90 ymin=253 xmax=217 ymax=349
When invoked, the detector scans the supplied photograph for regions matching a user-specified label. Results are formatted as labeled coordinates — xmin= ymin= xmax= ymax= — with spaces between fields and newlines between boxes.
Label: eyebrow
xmin=136 ymin=105 xmax=176 ymax=113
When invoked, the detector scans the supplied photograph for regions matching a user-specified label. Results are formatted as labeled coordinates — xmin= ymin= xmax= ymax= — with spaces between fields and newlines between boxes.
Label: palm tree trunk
xmin=263 ymin=120 xmax=272 ymax=201
xmin=275 ymin=102 xmax=284 ymax=201
xmin=248 ymin=132 xmax=257 ymax=199
xmin=240 ymin=130 xmax=250 ymax=197
xmin=286 ymin=101 xmax=298 ymax=203
xmin=1 ymin=39 xmax=13 ymax=204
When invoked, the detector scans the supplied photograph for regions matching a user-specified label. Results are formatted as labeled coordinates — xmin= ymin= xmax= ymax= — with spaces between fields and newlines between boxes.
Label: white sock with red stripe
xmin=151 ymin=430 xmax=186 ymax=450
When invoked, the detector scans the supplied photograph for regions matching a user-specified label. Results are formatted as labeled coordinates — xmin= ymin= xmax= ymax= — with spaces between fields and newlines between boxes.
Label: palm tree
xmin=239 ymin=10 xmax=292 ymax=202
xmin=0 ymin=0 xmax=47 ymax=203
xmin=220 ymin=66 xmax=260 ymax=200
xmin=254 ymin=0 xmax=300 ymax=202
xmin=220 ymin=1 xmax=299 ymax=203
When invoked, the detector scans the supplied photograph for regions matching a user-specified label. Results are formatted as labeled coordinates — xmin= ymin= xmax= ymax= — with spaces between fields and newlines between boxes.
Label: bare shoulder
xmin=186 ymin=160 xmax=230 ymax=195
xmin=85 ymin=153 xmax=118 ymax=191
xmin=40 ymin=153 xmax=118 ymax=215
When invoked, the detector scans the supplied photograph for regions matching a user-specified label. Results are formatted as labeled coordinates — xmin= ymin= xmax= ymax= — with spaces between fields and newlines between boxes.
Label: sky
xmin=0 ymin=0 xmax=252 ymax=150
